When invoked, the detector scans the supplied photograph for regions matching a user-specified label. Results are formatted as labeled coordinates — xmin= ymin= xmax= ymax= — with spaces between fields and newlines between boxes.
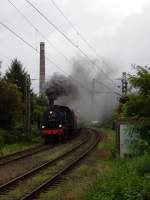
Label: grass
xmin=82 ymin=128 xmax=150 ymax=200
xmin=36 ymin=127 xmax=150 ymax=200
xmin=0 ymin=137 xmax=43 ymax=156
xmin=84 ymin=155 xmax=150 ymax=200
xmin=1 ymin=126 xmax=149 ymax=200
xmin=0 ymin=128 xmax=123 ymax=200
xmin=0 ymin=132 xmax=93 ymax=200
xmin=36 ymin=127 xmax=116 ymax=200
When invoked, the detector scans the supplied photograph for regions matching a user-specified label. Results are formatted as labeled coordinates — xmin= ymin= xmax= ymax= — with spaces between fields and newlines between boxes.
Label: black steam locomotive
xmin=41 ymin=105 xmax=77 ymax=143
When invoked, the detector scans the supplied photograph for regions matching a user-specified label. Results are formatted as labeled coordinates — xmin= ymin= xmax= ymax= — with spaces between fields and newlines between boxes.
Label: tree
xmin=129 ymin=65 xmax=150 ymax=95
xmin=123 ymin=66 xmax=150 ymax=117
xmin=123 ymin=65 xmax=150 ymax=154
xmin=4 ymin=58 xmax=29 ymax=102
xmin=0 ymin=80 xmax=23 ymax=129
xmin=31 ymin=94 xmax=48 ymax=128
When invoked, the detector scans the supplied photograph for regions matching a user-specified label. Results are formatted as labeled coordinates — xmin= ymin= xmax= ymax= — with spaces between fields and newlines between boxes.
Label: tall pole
xmin=28 ymin=75 xmax=31 ymax=136
xmin=25 ymin=75 xmax=31 ymax=136
xmin=91 ymin=78 xmax=96 ymax=118
xmin=121 ymin=72 xmax=127 ymax=97
xmin=91 ymin=78 xmax=95 ymax=106
xmin=39 ymin=42 xmax=45 ymax=94
xmin=0 ymin=61 xmax=2 ymax=78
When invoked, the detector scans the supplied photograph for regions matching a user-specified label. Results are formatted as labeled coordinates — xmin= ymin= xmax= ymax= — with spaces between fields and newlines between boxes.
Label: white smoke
xmin=46 ymin=58 xmax=117 ymax=121
xmin=56 ymin=57 xmax=119 ymax=122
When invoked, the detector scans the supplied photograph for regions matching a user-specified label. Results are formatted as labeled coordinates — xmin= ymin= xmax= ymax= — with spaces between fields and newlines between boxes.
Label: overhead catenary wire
xmin=95 ymin=79 xmax=121 ymax=96
xmin=7 ymin=0 xmax=110 ymax=83
xmin=25 ymin=0 xmax=115 ymax=85
xmin=24 ymin=0 xmax=92 ymax=61
xmin=0 ymin=21 xmax=119 ymax=96
xmin=0 ymin=21 xmax=91 ymax=92
xmin=1 ymin=0 xmax=120 ymax=96
xmin=7 ymin=0 xmax=100 ymax=68
xmin=0 ymin=20 xmax=119 ymax=96
xmin=49 ymin=0 xmax=115 ymax=78
xmin=0 ymin=53 xmax=13 ymax=62
xmin=7 ymin=0 xmax=70 ymax=63
xmin=49 ymin=0 xmax=106 ymax=62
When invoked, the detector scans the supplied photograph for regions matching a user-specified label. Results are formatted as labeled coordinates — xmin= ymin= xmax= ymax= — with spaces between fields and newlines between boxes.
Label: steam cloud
xmin=45 ymin=57 xmax=119 ymax=123
xmin=45 ymin=73 xmax=78 ymax=101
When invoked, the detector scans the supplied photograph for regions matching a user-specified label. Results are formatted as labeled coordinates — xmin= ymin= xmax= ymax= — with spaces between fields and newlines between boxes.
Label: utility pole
xmin=118 ymin=72 xmax=128 ymax=107
xmin=0 ymin=61 xmax=2 ymax=79
xmin=91 ymin=78 xmax=96 ymax=119
xmin=121 ymin=72 xmax=128 ymax=97
xmin=91 ymin=78 xmax=95 ymax=106
xmin=25 ymin=75 xmax=31 ymax=137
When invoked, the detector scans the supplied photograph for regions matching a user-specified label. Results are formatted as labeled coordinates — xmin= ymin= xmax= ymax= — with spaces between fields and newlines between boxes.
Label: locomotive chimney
xmin=39 ymin=42 xmax=45 ymax=94
xmin=46 ymin=91 xmax=56 ymax=108
xmin=48 ymin=97 xmax=54 ymax=108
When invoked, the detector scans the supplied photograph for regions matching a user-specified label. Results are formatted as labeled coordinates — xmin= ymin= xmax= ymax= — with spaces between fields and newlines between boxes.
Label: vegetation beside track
xmin=82 ymin=66 xmax=149 ymax=200
xmin=0 ymin=136 xmax=42 ymax=156
xmin=34 ymin=127 xmax=114 ymax=200
xmin=84 ymin=153 xmax=150 ymax=200
xmin=0 ymin=59 xmax=47 ymax=153
xmin=82 ymin=126 xmax=150 ymax=200
xmin=34 ymin=126 xmax=150 ymax=200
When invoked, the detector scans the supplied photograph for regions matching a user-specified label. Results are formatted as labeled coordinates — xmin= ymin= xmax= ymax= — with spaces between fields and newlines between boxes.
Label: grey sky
xmin=0 ymin=0 xmax=150 ymax=92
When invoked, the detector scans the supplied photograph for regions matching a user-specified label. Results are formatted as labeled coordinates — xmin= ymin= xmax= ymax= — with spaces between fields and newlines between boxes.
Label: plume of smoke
xmin=45 ymin=57 xmax=119 ymax=123
xmin=45 ymin=73 xmax=78 ymax=104
xmin=57 ymin=57 xmax=119 ymax=122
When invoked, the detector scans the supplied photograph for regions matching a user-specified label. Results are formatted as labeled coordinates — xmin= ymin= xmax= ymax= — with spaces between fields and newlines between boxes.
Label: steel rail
xmin=0 ymin=129 xmax=82 ymax=166
xmin=21 ymin=130 xmax=100 ymax=200
xmin=0 ymin=144 xmax=54 ymax=166
xmin=0 ymin=131 xmax=90 ymax=192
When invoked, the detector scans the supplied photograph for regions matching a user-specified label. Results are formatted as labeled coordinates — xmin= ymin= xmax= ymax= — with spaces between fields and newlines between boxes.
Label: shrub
xmin=84 ymin=155 xmax=150 ymax=200
xmin=133 ymin=154 xmax=150 ymax=176
xmin=0 ymin=129 xmax=5 ymax=153
xmin=3 ymin=123 xmax=25 ymax=144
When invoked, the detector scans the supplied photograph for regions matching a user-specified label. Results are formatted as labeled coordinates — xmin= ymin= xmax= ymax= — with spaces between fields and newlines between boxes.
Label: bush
xmin=133 ymin=154 xmax=150 ymax=176
xmin=0 ymin=123 xmax=41 ymax=149
xmin=0 ymin=129 xmax=5 ymax=152
xmin=126 ymin=120 xmax=150 ymax=155
xmin=31 ymin=124 xmax=40 ymax=137
xmin=3 ymin=123 xmax=26 ymax=144
xmin=84 ymin=155 xmax=150 ymax=200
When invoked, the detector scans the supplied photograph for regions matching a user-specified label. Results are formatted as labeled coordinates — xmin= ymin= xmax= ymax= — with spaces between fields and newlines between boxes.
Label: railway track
xmin=0 ymin=144 xmax=54 ymax=166
xmin=0 ymin=128 xmax=100 ymax=200
xmin=0 ymin=129 xmax=82 ymax=167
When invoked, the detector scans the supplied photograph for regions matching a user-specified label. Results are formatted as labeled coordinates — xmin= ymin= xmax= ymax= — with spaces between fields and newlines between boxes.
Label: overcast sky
xmin=0 ymin=0 xmax=150 ymax=92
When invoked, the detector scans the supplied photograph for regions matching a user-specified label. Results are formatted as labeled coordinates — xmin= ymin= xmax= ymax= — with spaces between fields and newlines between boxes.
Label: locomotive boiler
xmin=41 ymin=92 xmax=77 ymax=143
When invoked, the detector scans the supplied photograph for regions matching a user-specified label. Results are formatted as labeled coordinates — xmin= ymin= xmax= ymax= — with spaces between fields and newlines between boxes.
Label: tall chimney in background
xmin=39 ymin=42 xmax=45 ymax=94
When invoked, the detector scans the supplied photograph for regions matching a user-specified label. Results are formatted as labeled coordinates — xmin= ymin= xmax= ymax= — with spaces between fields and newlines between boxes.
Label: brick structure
xmin=39 ymin=42 xmax=45 ymax=94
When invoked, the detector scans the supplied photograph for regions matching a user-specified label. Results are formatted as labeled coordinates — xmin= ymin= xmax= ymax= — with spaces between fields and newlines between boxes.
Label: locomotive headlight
xmin=59 ymin=124 xmax=62 ymax=128
xmin=42 ymin=125 xmax=45 ymax=129
xmin=50 ymin=111 xmax=53 ymax=114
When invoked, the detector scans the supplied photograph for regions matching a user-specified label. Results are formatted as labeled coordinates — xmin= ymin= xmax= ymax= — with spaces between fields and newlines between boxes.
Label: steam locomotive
xmin=41 ymin=105 xmax=77 ymax=143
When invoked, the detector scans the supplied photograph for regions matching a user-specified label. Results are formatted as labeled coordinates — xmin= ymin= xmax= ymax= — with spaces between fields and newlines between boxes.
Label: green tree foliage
xmin=0 ymin=80 xmax=23 ymax=128
xmin=123 ymin=65 xmax=150 ymax=117
xmin=84 ymin=154 xmax=150 ymax=200
xmin=0 ymin=59 xmax=48 ymax=144
xmin=123 ymin=95 xmax=150 ymax=117
xmin=123 ymin=65 xmax=150 ymax=153
xmin=31 ymin=95 xmax=48 ymax=128
xmin=129 ymin=65 xmax=150 ymax=95
xmin=4 ymin=58 xmax=29 ymax=102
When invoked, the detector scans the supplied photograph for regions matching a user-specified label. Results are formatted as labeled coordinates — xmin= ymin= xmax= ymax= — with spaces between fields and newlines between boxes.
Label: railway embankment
xmin=0 ymin=127 xmax=149 ymax=200
xmin=83 ymin=127 xmax=150 ymax=200
xmin=0 ymin=128 xmax=99 ymax=199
